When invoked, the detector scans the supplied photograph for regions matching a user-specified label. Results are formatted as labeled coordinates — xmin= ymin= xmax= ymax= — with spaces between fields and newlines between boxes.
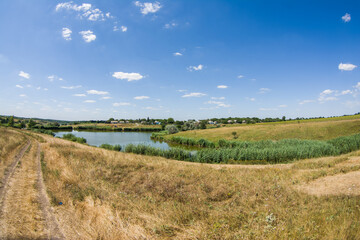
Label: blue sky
xmin=0 ymin=0 xmax=359 ymax=121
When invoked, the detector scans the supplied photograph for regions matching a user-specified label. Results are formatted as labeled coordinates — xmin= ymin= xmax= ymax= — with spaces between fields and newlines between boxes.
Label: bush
xmin=165 ymin=125 xmax=179 ymax=134
xmin=100 ymin=143 xmax=122 ymax=151
xmin=62 ymin=133 xmax=87 ymax=144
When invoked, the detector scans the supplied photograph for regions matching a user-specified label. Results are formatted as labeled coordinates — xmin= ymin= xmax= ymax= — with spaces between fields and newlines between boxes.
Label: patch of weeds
xmin=153 ymin=225 xmax=178 ymax=237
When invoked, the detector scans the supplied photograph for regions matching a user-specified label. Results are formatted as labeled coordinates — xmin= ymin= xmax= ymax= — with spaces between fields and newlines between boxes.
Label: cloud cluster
xmin=56 ymin=2 xmax=111 ymax=21
xmin=112 ymin=72 xmax=144 ymax=81
xmin=206 ymin=100 xmax=230 ymax=108
xmin=187 ymin=64 xmax=203 ymax=71
xmin=19 ymin=71 xmax=30 ymax=79
xmin=259 ymin=88 xmax=271 ymax=94
xmin=182 ymin=92 xmax=206 ymax=98
xmin=342 ymin=13 xmax=351 ymax=22
xmin=113 ymin=102 xmax=131 ymax=106
xmin=48 ymin=75 xmax=63 ymax=82
xmin=134 ymin=96 xmax=149 ymax=100
xmin=79 ymin=30 xmax=96 ymax=42
xmin=217 ymin=85 xmax=228 ymax=89
xmin=338 ymin=63 xmax=357 ymax=71
xmin=113 ymin=25 xmax=127 ymax=32
xmin=62 ymin=28 xmax=72 ymax=40
xmin=134 ymin=1 xmax=162 ymax=15
xmin=87 ymin=90 xmax=109 ymax=95
xmin=61 ymin=85 xmax=82 ymax=89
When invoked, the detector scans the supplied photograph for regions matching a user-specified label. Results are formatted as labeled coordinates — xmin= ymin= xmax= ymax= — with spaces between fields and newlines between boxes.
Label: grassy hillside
xmin=40 ymin=133 xmax=360 ymax=239
xmin=170 ymin=118 xmax=360 ymax=142
xmin=1 ymin=128 xmax=360 ymax=239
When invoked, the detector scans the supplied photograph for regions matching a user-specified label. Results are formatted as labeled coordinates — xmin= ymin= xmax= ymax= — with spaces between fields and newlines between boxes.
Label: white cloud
xmin=19 ymin=71 xmax=30 ymax=79
xmin=112 ymin=72 xmax=144 ymax=81
xmin=182 ymin=92 xmax=206 ymax=98
xmin=62 ymin=27 xmax=72 ymax=40
xmin=113 ymin=102 xmax=131 ymax=106
xmin=36 ymin=87 xmax=41 ymax=90
xmin=318 ymin=89 xmax=338 ymax=102
xmin=173 ymin=52 xmax=182 ymax=56
xmin=19 ymin=94 xmax=27 ymax=97
xmin=237 ymin=75 xmax=244 ymax=79
xmin=211 ymin=97 xmax=225 ymax=100
xmin=355 ymin=82 xmax=360 ymax=90
xmin=299 ymin=100 xmax=315 ymax=105
xmin=79 ymin=30 xmax=96 ymax=43
xmin=87 ymin=89 xmax=109 ymax=95
xmin=164 ymin=22 xmax=177 ymax=29
xmin=259 ymin=108 xmax=278 ymax=111
xmin=48 ymin=75 xmax=63 ymax=82
xmin=177 ymin=89 xmax=187 ymax=92
xmin=206 ymin=100 xmax=230 ymax=108
xmin=342 ymin=13 xmax=351 ymax=22
xmin=187 ymin=64 xmax=203 ymax=71
xmin=84 ymin=100 xmax=96 ymax=103
xmin=321 ymin=89 xmax=334 ymax=95
xmin=61 ymin=85 xmax=82 ymax=89
xmin=56 ymin=2 xmax=110 ymax=21
xmin=217 ymin=85 xmax=228 ymax=89
xmin=101 ymin=96 xmax=112 ymax=100
xmin=114 ymin=25 xmax=128 ymax=32
xmin=245 ymin=97 xmax=256 ymax=102
xmin=73 ymin=94 xmax=86 ymax=97
xmin=134 ymin=1 xmax=161 ymax=15
xmin=259 ymin=88 xmax=271 ymax=94
xmin=338 ymin=63 xmax=357 ymax=71
xmin=278 ymin=104 xmax=287 ymax=108
xmin=16 ymin=84 xmax=23 ymax=89
xmin=121 ymin=26 xmax=127 ymax=32
xmin=134 ymin=96 xmax=150 ymax=100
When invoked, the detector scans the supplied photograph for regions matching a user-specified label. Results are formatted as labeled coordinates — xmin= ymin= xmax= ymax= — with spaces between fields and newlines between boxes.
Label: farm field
xmin=0 ymin=127 xmax=360 ymax=239
xmin=170 ymin=117 xmax=360 ymax=142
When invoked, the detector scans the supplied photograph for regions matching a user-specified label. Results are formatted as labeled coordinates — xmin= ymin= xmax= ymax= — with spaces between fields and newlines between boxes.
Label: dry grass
xmin=37 ymin=134 xmax=360 ymax=239
xmin=0 ymin=139 xmax=47 ymax=239
xmin=0 ymin=128 xmax=27 ymax=181
xmin=172 ymin=118 xmax=360 ymax=142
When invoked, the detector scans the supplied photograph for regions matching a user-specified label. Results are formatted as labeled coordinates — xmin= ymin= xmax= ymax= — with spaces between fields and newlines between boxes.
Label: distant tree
xmin=28 ymin=119 xmax=36 ymax=128
xmin=165 ymin=125 xmax=179 ymax=134
xmin=8 ymin=116 xmax=14 ymax=127
xmin=167 ymin=118 xmax=175 ymax=124
xmin=282 ymin=116 xmax=286 ymax=121
xmin=232 ymin=131 xmax=238 ymax=139
xmin=200 ymin=121 xmax=207 ymax=129
xmin=20 ymin=121 xmax=26 ymax=129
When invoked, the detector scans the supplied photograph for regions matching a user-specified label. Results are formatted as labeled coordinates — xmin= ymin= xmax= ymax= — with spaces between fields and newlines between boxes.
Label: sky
xmin=0 ymin=0 xmax=359 ymax=121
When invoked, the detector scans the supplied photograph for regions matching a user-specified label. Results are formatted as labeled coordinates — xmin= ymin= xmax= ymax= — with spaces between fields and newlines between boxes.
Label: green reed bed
xmin=126 ymin=133 xmax=360 ymax=164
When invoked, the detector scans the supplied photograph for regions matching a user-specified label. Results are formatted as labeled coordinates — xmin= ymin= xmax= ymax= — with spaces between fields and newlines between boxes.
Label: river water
xmin=54 ymin=130 xmax=171 ymax=150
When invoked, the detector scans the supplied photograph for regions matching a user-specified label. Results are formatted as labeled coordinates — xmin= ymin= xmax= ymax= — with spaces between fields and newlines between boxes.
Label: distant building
xmin=227 ymin=120 xmax=233 ymax=124
xmin=110 ymin=121 xmax=118 ymax=124
xmin=208 ymin=121 xmax=215 ymax=124
xmin=119 ymin=121 xmax=125 ymax=124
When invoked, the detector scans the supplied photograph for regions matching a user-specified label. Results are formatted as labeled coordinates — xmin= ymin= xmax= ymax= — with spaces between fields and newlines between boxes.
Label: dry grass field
xmin=171 ymin=118 xmax=360 ymax=142
xmin=1 ymin=127 xmax=360 ymax=239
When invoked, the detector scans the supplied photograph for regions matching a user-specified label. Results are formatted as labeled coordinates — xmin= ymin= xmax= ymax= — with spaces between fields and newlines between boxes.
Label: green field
xmin=169 ymin=117 xmax=360 ymax=142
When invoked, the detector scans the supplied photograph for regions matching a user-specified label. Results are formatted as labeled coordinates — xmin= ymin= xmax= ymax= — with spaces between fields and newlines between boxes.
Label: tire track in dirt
xmin=36 ymin=142 xmax=65 ymax=240
xmin=0 ymin=139 xmax=31 ymax=203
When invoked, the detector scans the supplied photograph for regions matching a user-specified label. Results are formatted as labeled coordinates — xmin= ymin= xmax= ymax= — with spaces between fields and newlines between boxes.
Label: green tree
xmin=165 ymin=125 xmax=179 ymax=134
xmin=28 ymin=119 xmax=36 ymax=128
xmin=282 ymin=116 xmax=286 ymax=121
xmin=8 ymin=116 xmax=14 ymax=127
xmin=167 ymin=118 xmax=175 ymax=124
xmin=200 ymin=121 xmax=207 ymax=129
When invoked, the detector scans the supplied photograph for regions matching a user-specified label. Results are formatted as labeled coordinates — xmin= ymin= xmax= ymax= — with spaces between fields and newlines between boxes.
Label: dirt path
xmin=0 ymin=140 xmax=31 ymax=203
xmin=36 ymin=143 xmax=65 ymax=240
xmin=0 ymin=140 xmax=65 ymax=239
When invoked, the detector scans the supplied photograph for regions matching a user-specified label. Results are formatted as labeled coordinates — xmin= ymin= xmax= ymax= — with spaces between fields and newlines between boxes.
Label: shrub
xmin=165 ymin=125 xmax=179 ymax=134
xmin=100 ymin=143 xmax=122 ymax=151
xmin=62 ymin=133 xmax=87 ymax=144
